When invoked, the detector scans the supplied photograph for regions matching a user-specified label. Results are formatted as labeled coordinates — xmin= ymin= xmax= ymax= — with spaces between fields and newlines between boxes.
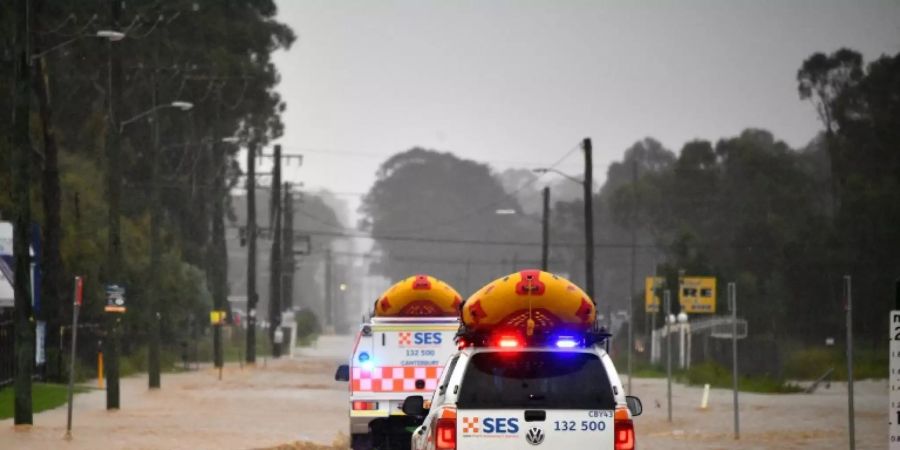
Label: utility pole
xmin=268 ymin=146 xmax=283 ymax=357
xmin=541 ymin=187 xmax=550 ymax=271
xmin=582 ymin=138 xmax=595 ymax=304
xmin=147 ymin=34 xmax=162 ymax=390
xmin=245 ymin=143 xmax=258 ymax=364
xmin=104 ymin=0 xmax=124 ymax=410
xmin=282 ymin=183 xmax=295 ymax=312
xmin=627 ymin=159 xmax=638 ymax=394
xmin=12 ymin=0 xmax=34 ymax=424
xmin=33 ymin=0 xmax=66 ymax=383
xmin=210 ymin=100 xmax=227 ymax=370
xmin=325 ymin=248 xmax=333 ymax=331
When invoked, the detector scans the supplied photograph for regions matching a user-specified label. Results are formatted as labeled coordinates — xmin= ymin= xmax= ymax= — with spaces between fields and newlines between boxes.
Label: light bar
xmin=556 ymin=336 xmax=578 ymax=348
xmin=498 ymin=335 xmax=522 ymax=348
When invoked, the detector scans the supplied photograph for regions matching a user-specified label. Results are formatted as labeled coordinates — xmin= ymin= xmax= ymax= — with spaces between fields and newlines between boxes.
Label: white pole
xmin=665 ymin=290 xmax=672 ymax=423
xmin=700 ymin=383 xmax=710 ymax=410
xmin=845 ymin=275 xmax=855 ymax=450
xmin=729 ymin=282 xmax=739 ymax=440
xmin=65 ymin=276 xmax=83 ymax=439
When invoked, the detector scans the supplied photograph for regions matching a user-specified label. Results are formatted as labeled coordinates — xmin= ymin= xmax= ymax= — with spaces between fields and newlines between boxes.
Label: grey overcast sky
xmin=271 ymin=0 xmax=900 ymax=217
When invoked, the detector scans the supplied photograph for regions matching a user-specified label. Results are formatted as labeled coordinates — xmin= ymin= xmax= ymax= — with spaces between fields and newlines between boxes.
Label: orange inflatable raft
xmin=462 ymin=270 xmax=596 ymax=335
xmin=374 ymin=274 xmax=463 ymax=317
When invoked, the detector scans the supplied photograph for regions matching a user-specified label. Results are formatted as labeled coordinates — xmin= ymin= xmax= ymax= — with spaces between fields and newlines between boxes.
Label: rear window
xmin=457 ymin=351 xmax=616 ymax=410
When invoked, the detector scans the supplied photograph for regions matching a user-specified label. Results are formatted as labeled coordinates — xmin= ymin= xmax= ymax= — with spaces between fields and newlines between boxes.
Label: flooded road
xmin=0 ymin=335 xmax=355 ymax=450
xmin=1 ymin=335 xmax=888 ymax=449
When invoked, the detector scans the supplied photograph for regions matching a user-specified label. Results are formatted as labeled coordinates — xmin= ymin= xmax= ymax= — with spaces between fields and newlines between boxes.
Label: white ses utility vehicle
xmin=403 ymin=270 xmax=642 ymax=450
xmin=335 ymin=275 xmax=464 ymax=450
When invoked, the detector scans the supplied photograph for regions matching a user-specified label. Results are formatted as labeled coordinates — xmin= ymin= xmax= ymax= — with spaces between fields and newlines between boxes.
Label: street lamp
xmin=532 ymin=158 xmax=596 ymax=306
xmin=120 ymin=101 xmax=194 ymax=130
xmin=533 ymin=167 xmax=582 ymax=185
xmin=96 ymin=30 xmax=125 ymax=41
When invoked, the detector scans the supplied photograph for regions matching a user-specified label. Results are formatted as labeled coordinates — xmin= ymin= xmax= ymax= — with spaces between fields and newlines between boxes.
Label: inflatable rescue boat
xmin=461 ymin=269 xmax=596 ymax=337
xmin=374 ymin=274 xmax=463 ymax=317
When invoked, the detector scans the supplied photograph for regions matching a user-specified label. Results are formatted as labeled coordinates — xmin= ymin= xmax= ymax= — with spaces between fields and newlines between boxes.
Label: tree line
xmin=361 ymin=48 xmax=900 ymax=349
xmin=1 ymin=0 xmax=295 ymax=387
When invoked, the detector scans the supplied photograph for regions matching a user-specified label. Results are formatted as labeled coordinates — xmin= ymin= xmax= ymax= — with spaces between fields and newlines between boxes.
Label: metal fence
xmin=0 ymin=320 xmax=13 ymax=387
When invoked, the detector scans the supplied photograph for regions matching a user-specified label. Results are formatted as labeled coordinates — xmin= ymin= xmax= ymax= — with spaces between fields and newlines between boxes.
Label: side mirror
xmin=402 ymin=395 xmax=426 ymax=417
xmin=334 ymin=364 xmax=350 ymax=382
xmin=625 ymin=395 xmax=642 ymax=417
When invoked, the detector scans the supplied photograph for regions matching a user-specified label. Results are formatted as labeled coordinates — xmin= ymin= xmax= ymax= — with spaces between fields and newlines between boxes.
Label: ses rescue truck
xmin=403 ymin=270 xmax=643 ymax=450
xmin=335 ymin=274 xmax=464 ymax=450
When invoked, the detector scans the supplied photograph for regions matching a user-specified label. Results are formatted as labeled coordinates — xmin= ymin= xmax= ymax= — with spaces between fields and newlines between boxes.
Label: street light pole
xmin=148 ymin=49 xmax=162 ymax=389
xmin=246 ymin=143 xmax=258 ymax=364
xmin=627 ymin=159 xmax=638 ymax=394
xmin=104 ymin=0 xmax=124 ymax=410
xmin=582 ymin=138 xmax=595 ymax=304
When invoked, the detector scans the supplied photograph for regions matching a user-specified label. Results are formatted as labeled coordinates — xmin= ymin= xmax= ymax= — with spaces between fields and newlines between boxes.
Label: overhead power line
xmin=292 ymin=228 xmax=653 ymax=249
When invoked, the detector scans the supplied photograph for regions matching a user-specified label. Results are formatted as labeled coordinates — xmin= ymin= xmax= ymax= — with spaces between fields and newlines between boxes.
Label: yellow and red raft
xmin=462 ymin=270 xmax=596 ymax=335
xmin=374 ymin=274 xmax=463 ymax=317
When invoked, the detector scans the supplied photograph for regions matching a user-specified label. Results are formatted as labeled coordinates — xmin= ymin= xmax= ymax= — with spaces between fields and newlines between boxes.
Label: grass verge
xmin=0 ymin=383 xmax=89 ymax=420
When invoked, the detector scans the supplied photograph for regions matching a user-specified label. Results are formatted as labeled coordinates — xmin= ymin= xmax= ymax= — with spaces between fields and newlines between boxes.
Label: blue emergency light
xmin=555 ymin=336 xmax=578 ymax=348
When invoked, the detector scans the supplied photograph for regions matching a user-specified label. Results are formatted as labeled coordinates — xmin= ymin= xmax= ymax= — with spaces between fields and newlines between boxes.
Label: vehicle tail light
xmin=435 ymin=417 xmax=457 ymax=449
xmin=614 ymin=408 xmax=635 ymax=450
xmin=352 ymin=401 xmax=378 ymax=410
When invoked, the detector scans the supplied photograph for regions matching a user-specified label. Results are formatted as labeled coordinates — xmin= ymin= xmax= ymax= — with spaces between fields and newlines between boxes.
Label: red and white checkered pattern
xmin=462 ymin=416 xmax=480 ymax=433
xmin=351 ymin=366 xmax=442 ymax=392
xmin=397 ymin=332 xmax=412 ymax=346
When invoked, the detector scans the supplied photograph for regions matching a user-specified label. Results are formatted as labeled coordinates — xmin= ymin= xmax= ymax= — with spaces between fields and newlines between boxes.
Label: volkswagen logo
xmin=525 ymin=427 xmax=545 ymax=445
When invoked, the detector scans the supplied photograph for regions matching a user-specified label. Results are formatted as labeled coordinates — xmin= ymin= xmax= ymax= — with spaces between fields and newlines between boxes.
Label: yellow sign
xmin=210 ymin=310 xmax=227 ymax=325
xmin=679 ymin=277 xmax=716 ymax=314
xmin=644 ymin=277 xmax=664 ymax=313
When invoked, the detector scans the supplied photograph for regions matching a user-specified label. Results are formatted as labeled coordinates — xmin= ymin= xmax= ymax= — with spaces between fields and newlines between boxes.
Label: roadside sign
xmin=104 ymin=284 xmax=126 ymax=313
xmin=889 ymin=310 xmax=900 ymax=448
xmin=679 ymin=276 xmax=716 ymax=314
xmin=210 ymin=310 xmax=227 ymax=325
xmin=645 ymin=276 xmax=663 ymax=313
xmin=74 ymin=276 xmax=83 ymax=306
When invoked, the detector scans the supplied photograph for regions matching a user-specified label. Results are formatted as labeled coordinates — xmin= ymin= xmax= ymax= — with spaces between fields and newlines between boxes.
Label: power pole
xmin=541 ymin=187 xmax=550 ymax=271
xmin=210 ymin=100 xmax=226 ymax=370
xmin=147 ymin=35 xmax=162 ymax=390
xmin=582 ymin=138 xmax=595 ymax=303
xmin=104 ymin=0 xmax=124 ymax=410
xmin=325 ymin=248 xmax=333 ymax=331
xmin=245 ymin=143 xmax=258 ymax=364
xmin=627 ymin=159 xmax=638 ymax=394
xmin=33 ymin=0 xmax=65 ymax=382
xmin=268 ymin=145 xmax=283 ymax=357
xmin=282 ymin=183 xmax=295 ymax=311
xmin=12 ymin=0 xmax=34 ymax=424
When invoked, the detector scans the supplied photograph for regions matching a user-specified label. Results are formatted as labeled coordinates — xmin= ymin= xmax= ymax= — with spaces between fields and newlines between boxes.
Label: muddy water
xmin=634 ymin=378 xmax=887 ymax=450
xmin=0 ymin=336 xmax=354 ymax=450
xmin=1 ymin=335 xmax=888 ymax=449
